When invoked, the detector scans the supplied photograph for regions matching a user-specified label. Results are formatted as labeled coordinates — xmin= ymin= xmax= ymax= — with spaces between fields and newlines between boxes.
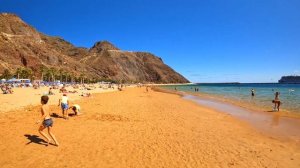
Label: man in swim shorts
xmin=58 ymin=93 xmax=69 ymax=119
xmin=37 ymin=95 xmax=59 ymax=146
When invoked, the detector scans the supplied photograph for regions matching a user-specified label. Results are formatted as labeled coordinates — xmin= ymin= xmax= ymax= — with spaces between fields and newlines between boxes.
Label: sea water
xmin=161 ymin=83 xmax=300 ymax=113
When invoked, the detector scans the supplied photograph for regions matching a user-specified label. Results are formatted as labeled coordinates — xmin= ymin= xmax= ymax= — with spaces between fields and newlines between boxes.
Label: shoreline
xmin=154 ymin=87 xmax=300 ymax=142
xmin=190 ymin=91 xmax=300 ymax=119
xmin=157 ymin=86 xmax=300 ymax=119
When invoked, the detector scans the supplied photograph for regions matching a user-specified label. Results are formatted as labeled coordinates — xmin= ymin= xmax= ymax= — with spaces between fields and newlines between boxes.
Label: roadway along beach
xmin=0 ymin=87 xmax=300 ymax=168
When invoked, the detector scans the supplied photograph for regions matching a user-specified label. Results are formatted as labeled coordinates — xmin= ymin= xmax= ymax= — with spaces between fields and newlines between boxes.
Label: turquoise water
xmin=161 ymin=83 xmax=300 ymax=113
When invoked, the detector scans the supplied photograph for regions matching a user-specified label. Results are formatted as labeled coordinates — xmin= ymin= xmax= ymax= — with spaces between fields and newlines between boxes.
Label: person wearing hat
xmin=58 ymin=93 xmax=69 ymax=119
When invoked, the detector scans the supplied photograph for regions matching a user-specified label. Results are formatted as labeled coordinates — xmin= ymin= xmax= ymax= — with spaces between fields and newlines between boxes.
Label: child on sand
xmin=58 ymin=93 xmax=69 ymax=119
xmin=69 ymin=104 xmax=81 ymax=116
xmin=37 ymin=95 xmax=59 ymax=146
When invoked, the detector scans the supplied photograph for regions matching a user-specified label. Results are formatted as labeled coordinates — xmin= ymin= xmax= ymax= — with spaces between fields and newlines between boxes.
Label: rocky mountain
xmin=0 ymin=13 xmax=189 ymax=83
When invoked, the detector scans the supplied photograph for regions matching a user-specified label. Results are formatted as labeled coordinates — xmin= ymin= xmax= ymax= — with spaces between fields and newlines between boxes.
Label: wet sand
xmin=186 ymin=90 xmax=300 ymax=119
xmin=0 ymin=87 xmax=300 ymax=168
xmin=184 ymin=95 xmax=300 ymax=142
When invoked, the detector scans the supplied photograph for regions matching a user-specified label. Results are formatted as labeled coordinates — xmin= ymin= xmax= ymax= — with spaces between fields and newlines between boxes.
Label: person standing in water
xmin=272 ymin=92 xmax=281 ymax=111
xmin=251 ymin=89 xmax=255 ymax=97
xmin=37 ymin=95 xmax=59 ymax=146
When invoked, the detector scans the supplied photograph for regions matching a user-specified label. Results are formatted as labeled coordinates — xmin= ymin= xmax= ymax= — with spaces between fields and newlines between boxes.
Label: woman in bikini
xmin=273 ymin=92 xmax=281 ymax=111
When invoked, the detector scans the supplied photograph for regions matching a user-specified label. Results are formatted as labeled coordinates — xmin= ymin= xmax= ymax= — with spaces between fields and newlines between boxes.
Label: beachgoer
xmin=59 ymin=85 xmax=67 ymax=93
xmin=272 ymin=92 xmax=281 ymax=111
xmin=251 ymin=89 xmax=255 ymax=97
xmin=37 ymin=95 xmax=59 ymax=146
xmin=58 ymin=93 xmax=69 ymax=119
xmin=69 ymin=104 xmax=81 ymax=116
xmin=81 ymin=92 xmax=91 ymax=97
xmin=49 ymin=87 xmax=55 ymax=95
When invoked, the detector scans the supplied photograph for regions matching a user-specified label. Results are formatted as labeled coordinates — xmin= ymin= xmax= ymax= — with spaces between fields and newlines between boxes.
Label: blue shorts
xmin=61 ymin=103 xmax=69 ymax=110
xmin=43 ymin=118 xmax=53 ymax=127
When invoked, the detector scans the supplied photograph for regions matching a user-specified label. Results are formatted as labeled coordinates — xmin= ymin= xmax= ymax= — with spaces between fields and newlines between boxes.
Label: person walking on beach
xmin=251 ymin=89 xmax=255 ymax=97
xmin=37 ymin=95 xmax=59 ymax=146
xmin=58 ymin=93 xmax=69 ymax=119
xmin=272 ymin=92 xmax=281 ymax=111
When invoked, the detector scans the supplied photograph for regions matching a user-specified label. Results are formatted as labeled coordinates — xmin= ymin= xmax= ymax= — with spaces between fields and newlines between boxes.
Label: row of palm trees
xmin=0 ymin=66 xmax=123 ymax=83
xmin=0 ymin=67 xmax=99 ymax=83
xmin=39 ymin=66 xmax=93 ymax=83
xmin=0 ymin=67 xmax=33 ymax=80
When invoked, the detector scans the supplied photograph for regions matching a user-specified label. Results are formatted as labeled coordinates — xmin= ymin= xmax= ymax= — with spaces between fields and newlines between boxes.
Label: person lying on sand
xmin=33 ymin=84 xmax=39 ymax=89
xmin=59 ymin=86 xmax=67 ymax=93
xmin=80 ymin=92 xmax=91 ymax=97
xmin=36 ymin=95 xmax=59 ymax=146
xmin=1 ymin=86 xmax=7 ymax=94
xmin=69 ymin=104 xmax=81 ymax=116
xmin=117 ymin=85 xmax=123 ymax=91
xmin=58 ymin=93 xmax=69 ymax=119
xmin=1 ymin=85 xmax=13 ymax=94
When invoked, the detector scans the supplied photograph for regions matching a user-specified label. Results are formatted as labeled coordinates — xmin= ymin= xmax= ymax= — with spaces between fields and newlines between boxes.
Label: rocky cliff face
xmin=0 ymin=13 xmax=189 ymax=83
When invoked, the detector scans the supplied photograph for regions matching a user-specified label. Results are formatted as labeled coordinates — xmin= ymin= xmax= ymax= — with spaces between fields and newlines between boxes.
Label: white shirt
xmin=61 ymin=96 xmax=68 ymax=104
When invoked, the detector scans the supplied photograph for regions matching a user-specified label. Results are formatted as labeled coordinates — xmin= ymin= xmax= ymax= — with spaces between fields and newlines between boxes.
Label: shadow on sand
xmin=50 ymin=113 xmax=62 ymax=118
xmin=51 ymin=113 xmax=77 ymax=118
xmin=24 ymin=134 xmax=47 ymax=146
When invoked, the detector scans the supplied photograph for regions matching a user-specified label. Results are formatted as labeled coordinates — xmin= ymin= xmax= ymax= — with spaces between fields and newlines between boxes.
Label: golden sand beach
xmin=0 ymin=86 xmax=117 ymax=113
xmin=0 ymin=87 xmax=299 ymax=168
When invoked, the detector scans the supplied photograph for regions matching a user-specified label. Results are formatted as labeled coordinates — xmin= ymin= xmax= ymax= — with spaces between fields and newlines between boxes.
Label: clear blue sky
xmin=1 ymin=0 xmax=300 ymax=83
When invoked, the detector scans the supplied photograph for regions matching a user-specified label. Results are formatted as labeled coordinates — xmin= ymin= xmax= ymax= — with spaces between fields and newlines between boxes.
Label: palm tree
xmin=25 ymin=68 xmax=33 ymax=79
xmin=1 ymin=69 xmax=12 ymax=79
xmin=80 ymin=73 xmax=85 ymax=84
xmin=40 ymin=65 xmax=48 ymax=81
xmin=59 ymin=68 xmax=63 ymax=82
xmin=15 ymin=67 xmax=23 ymax=79
xmin=49 ymin=67 xmax=57 ymax=82
xmin=64 ymin=72 xmax=68 ymax=83
xmin=70 ymin=73 xmax=75 ymax=83
xmin=45 ymin=68 xmax=52 ymax=82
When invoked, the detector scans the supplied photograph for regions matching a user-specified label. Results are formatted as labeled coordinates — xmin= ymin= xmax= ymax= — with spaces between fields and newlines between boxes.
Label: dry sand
xmin=0 ymin=87 xmax=299 ymax=168
xmin=0 ymin=86 xmax=116 ymax=112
